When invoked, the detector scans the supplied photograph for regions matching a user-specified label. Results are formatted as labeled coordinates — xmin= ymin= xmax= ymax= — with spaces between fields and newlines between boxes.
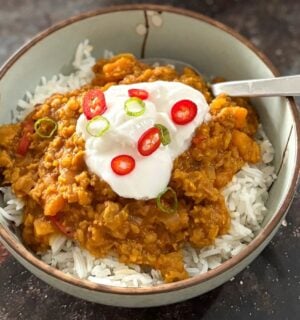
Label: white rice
xmin=14 ymin=39 xmax=96 ymax=121
xmin=0 ymin=41 xmax=276 ymax=287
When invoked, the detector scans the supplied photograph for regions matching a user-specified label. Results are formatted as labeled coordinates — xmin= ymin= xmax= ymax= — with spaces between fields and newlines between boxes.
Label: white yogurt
xmin=76 ymin=81 xmax=210 ymax=199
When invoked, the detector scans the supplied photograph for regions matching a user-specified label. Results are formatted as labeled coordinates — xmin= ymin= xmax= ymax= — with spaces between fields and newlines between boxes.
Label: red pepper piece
xmin=128 ymin=88 xmax=149 ymax=100
xmin=137 ymin=127 xmax=161 ymax=156
xmin=49 ymin=216 xmax=73 ymax=238
xmin=83 ymin=89 xmax=107 ymax=120
xmin=111 ymin=155 xmax=136 ymax=176
xmin=192 ymin=135 xmax=206 ymax=145
xmin=17 ymin=120 xmax=34 ymax=156
xmin=171 ymin=99 xmax=198 ymax=125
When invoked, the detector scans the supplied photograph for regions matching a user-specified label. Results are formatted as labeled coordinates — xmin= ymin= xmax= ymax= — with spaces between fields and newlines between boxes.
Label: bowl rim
xmin=0 ymin=4 xmax=299 ymax=296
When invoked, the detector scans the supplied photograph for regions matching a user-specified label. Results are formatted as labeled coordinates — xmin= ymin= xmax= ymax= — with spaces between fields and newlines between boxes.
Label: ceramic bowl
xmin=0 ymin=5 xmax=299 ymax=307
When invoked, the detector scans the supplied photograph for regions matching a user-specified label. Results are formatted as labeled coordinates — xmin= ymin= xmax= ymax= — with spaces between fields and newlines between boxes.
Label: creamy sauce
xmin=76 ymin=81 xmax=210 ymax=199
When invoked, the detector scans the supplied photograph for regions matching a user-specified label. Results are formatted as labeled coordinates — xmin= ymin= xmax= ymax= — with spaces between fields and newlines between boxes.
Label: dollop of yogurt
xmin=76 ymin=81 xmax=210 ymax=199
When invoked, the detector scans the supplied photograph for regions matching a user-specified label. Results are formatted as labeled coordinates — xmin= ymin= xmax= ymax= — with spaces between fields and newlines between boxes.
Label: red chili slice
xmin=17 ymin=120 xmax=34 ymax=156
xmin=137 ymin=127 xmax=161 ymax=156
xmin=111 ymin=155 xmax=135 ymax=175
xmin=83 ymin=89 xmax=107 ymax=120
xmin=171 ymin=99 xmax=198 ymax=125
xmin=17 ymin=136 xmax=31 ymax=156
xmin=128 ymin=88 xmax=149 ymax=100
xmin=49 ymin=216 xmax=73 ymax=238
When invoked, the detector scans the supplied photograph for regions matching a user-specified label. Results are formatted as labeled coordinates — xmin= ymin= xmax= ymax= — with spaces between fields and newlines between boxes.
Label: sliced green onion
xmin=156 ymin=187 xmax=178 ymax=214
xmin=154 ymin=124 xmax=171 ymax=146
xmin=34 ymin=117 xmax=58 ymax=138
xmin=86 ymin=116 xmax=110 ymax=137
xmin=124 ymin=97 xmax=145 ymax=117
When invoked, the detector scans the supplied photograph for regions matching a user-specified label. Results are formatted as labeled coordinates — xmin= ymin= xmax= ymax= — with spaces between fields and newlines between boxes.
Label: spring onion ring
xmin=156 ymin=187 xmax=178 ymax=214
xmin=154 ymin=124 xmax=171 ymax=146
xmin=86 ymin=116 xmax=110 ymax=137
xmin=34 ymin=117 xmax=58 ymax=138
xmin=124 ymin=97 xmax=146 ymax=117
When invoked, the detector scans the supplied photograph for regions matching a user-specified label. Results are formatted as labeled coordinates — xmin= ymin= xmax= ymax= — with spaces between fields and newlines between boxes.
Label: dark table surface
xmin=0 ymin=1 xmax=299 ymax=319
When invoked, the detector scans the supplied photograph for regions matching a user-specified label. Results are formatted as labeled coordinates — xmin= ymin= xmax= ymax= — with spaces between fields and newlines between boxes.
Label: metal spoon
xmin=142 ymin=58 xmax=300 ymax=97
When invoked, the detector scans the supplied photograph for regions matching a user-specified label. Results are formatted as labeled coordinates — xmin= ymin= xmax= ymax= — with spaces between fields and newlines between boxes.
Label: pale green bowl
xmin=0 ymin=5 xmax=299 ymax=307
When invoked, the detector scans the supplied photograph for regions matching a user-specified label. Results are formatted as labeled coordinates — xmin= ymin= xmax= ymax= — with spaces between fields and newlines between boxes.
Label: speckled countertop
xmin=0 ymin=1 xmax=299 ymax=319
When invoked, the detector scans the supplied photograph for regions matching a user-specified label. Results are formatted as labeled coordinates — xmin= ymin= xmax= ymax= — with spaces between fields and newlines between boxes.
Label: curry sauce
xmin=0 ymin=54 xmax=260 ymax=282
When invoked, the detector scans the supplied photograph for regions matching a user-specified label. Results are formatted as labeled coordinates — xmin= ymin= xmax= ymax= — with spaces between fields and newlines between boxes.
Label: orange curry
xmin=0 ymin=54 xmax=260 ymax=282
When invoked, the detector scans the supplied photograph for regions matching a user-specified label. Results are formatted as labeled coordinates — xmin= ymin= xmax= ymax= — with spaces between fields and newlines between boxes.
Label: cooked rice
xmin=0 ymin=41 xmax=276 ymax=287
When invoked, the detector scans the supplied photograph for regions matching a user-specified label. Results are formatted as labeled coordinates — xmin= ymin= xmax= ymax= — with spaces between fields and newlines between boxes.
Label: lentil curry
xmin=0 ymin=55 xmax=260 ymax=282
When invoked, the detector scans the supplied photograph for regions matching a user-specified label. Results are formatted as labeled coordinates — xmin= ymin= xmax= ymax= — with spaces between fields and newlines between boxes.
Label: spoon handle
xmin=211 ymin=75 xmax=300 ymax=97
